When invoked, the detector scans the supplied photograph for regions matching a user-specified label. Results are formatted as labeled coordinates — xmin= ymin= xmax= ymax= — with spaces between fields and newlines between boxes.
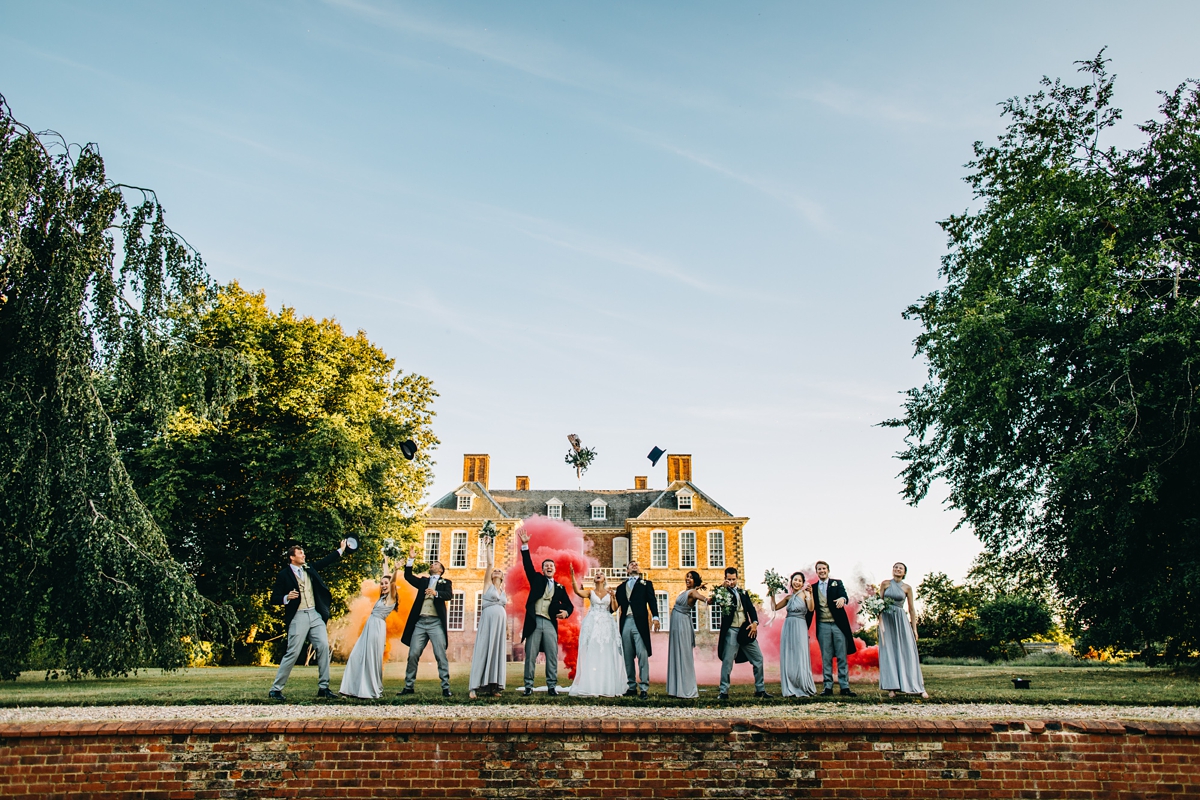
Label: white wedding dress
xmin=568 ymin=591 xmax=625 ymax=697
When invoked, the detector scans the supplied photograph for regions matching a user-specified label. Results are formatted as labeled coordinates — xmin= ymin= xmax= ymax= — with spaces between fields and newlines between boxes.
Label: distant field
xmin=0 ymin=662 xmax=1195 ymax=708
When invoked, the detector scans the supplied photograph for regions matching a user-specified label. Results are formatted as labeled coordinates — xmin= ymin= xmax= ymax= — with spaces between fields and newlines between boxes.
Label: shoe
xmin=397 ymin=687 xmax=415 ymax=696
xmin=316 ymin=688 xmax=339 ymax=699
xmin=268 ymin=690 xmax=286 ymax=702
xmin=821 ymin=688 xmax=834 ymax=696
xmin=547 ymin=688 xmax=558 ymax=697
xmin=755 ymin=691 xmax=772 ymax=699
xmin=442 ymin=689 xmax=453 ymax=698
xmin=639 ymin=690 xmax=648 ymax=700
xmin=717 ymin=693 xmax=729 ymax=701
xmin=623 ymin=688 xmax=638 ymax=697
xmin=840 ymin=688 xmax=857 ymax=697
xmin=523 ymin=688 xmax=533 ymax=697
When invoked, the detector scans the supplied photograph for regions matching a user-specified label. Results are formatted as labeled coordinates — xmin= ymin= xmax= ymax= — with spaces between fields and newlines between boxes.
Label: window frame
xmin=590 ymin=502 xmax=607 ymax=521
xmin=650 ymin=530 xmax=668 ymax=569
xmin=709 ymin=603 xmax=722 ymax=631
xmin=474 ymin=590 xmax=483 ymax=630
xmin=448 ymin=591 xmax=465 ymax=631
xmin=456 ymin=492 xmax=473 ymax=512
xmin=424 ymin=530 xmax=441 ymax=566
xmin=679 ymin=530 xmax=696 ymax=568
xmin=450 ymin=530 xmax=468 ymax=568
xmin=677 ymin=490 xmax=693 ymax=511
xmin=707 ymin=530 xmax=726 ymax=569
xmin=656 ymin=591 xmax=670 ymax=632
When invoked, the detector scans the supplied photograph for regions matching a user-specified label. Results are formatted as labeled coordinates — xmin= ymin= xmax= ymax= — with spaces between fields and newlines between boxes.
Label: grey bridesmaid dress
xmin=877 ymin=580 xmax=926 ymax=694
xmin=338 ymin=595 xmax=396 ymax=699
xmin=469 ymin=583 xmax=508 ymax=692
xmin=779 ymin=592 xmax=817 ymax=697
xmin=666 ymin=590 xmax=698 ymax=698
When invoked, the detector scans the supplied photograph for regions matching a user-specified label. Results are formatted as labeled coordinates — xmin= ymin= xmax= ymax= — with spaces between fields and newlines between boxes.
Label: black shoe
xmin=523 ymin=688 xmax=533 ymax=697
xmin=717 ymin=693 xmax=729 ymax=701
xmin=547 ymin=688 xmax=558 ymax=697
xmin=442 ymin=689 xmax=453 ymax=698
xmin=840 ymin=688 xmax=857 ymax=697
xmin=755 ymin=691 xmax=772 ymax=699
xmin=623 ymin=688 xmax=638 ymax=697
xmin=821 ymin=688 xmax=834 ymax=696
xmin=639 ymin=690 xmax=648 ymax=700
xmin=316 ymin=688 xmax=338 ymax=699
xmin=397 ymin=687 xmax=415 ymax=696
xmin=268 ymin=690 xmax=286 ymax=702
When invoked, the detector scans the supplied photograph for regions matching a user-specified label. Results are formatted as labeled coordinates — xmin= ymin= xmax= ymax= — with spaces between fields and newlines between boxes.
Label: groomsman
xmin=808 ymin=560 xmax=857 ymax=696
xmin=399 ymin=546 xmax=455 ymax=697
xmin=518 ymin=525 xmax=574 ymax=696
xmin=717 ymin=566 xmax=769 ymax=701
xmin=615 ymin=559 xmax=658 ymax=698
xmin=269 ymin=540 xmax=347 ymax=701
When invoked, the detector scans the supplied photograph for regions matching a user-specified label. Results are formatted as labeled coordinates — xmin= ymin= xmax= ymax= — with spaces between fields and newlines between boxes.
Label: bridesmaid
xmin=666 ymin=570 xmax=710 ymax=698
xmin=338 ymin=554 xmax=400 ymax=699
xmin=877 ymin=562 xmax=929 ymax=698
xmin=468 ymin=538 xmax=508 ymax=699
xmin=771 ymin=571 xmax=816 ymax=697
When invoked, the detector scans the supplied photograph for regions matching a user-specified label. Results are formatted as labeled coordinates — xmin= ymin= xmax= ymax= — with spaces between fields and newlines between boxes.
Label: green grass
xmin=0 ymin=662 xmax=1196 ymax=708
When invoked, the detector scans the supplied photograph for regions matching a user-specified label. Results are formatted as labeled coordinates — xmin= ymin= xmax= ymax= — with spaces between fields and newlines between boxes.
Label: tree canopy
xmin=888 ymin=55 xmax=1200 ymax=659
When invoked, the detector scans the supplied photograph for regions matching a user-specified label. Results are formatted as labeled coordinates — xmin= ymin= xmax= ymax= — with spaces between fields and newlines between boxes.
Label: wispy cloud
xmin=797 ymin=83 xmax=939 ymax=126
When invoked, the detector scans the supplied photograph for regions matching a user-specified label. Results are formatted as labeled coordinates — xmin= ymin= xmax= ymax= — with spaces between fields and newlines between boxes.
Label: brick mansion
xmin=421 ymin=453 xmax=748 ymax=661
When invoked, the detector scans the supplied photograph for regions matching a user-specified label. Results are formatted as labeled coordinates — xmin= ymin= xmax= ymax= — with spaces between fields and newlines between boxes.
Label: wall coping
xmin=0 ymin=718 xmax=1197 ymax=739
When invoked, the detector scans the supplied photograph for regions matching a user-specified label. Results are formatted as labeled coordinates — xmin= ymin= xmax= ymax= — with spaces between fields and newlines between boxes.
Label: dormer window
xmin=590 ymin=498 xmax=607 ymax=521
xmin=546 ymin=498 xmax=563 ymax=519
xmin=455 ymin=488 xmax=474 ymax=512
xmin=677 ymin=489 xmax=693 ymax=511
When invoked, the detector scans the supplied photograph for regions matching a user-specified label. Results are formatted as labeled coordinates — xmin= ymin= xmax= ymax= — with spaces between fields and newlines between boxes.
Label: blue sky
xmin=4 ymin=1 xmax=1199 ymax=591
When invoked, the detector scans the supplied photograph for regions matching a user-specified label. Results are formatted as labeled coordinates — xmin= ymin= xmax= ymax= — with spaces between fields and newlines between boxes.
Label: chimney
xmin=462 ymin=454 xmax=490 ymax=489
xmin=667 ymin=454 xmax=692 ymax=484
xmin=516 ymin=475 xmax=530 ymax=491
xmin=634 ymin=476 xmax=647 ymax=490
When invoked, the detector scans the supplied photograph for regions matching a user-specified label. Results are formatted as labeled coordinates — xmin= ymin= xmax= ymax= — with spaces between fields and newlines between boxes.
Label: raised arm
xmin=484 ymin=538 xmax=494 ymax=574
xmin=771 ymin=590 xmax=788 ymax=611
xmin=568 ymin=564 xmax=588 ymax=598
xmin=518 ymin=526 xmax=537 ymax=583
xmin=403 ymin=546 xmax=423 ymax=589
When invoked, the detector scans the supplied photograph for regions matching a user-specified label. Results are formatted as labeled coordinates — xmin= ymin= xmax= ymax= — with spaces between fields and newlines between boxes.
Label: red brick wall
xmin=0 ymin=717 xmax=1196 ymax=798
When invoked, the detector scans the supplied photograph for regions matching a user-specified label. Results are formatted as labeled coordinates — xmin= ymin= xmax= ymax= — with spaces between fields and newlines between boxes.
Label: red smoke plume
xmin=504 ymin=516 xmax=598 ymax=680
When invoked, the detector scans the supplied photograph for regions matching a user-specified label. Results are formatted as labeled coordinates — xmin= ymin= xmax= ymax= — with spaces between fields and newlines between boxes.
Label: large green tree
xmin=0 ymin=96 xmax=232 ymax=678
xmin=125 ymin=283 xmax=438 ymax=663
xmin=888 ymin=55 xmax=1200 ymax=659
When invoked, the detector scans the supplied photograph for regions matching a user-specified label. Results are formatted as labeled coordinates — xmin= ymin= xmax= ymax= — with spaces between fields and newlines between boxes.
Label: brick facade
xmin=0 ymin=718 xmax=1196 ymax=798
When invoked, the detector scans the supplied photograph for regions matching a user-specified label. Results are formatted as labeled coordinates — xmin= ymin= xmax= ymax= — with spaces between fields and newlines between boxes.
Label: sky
xmin=4 ymin=1 xmax=1199 ymax=593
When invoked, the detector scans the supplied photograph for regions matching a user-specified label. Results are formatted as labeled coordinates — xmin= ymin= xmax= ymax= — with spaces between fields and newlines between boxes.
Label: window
xmin=456 ymin=491 xmax=473 ymax=512
xmin=474 ymin=590 xmax=483 ymax=630
xmin=651 ymin=530 xmax=668 ymax=569
xmin=424 ymin=531 xmax=441 ymax=565
xmin=448 ymin=592 xmax=464 ymax=631
xmin=656 ymin=591 xmax=670 ymax=632
xmin=707 ymin=531 xmax=725 ymax=568
xmin=546 ymin=498 xmax=563 ymax=519
xmin=690 ymin=603 xmax=698 ymax=631
xmin=679 ymin=530 xmax=696 ymax=568
xmin=709 ymin=603 xmax=722 ymax=631
xmin=612 ymin=537 xmax=629 ymax=569
xmin=451 ymin=531 xmax=467 ymax=568
xmin=677 ymin=490 xmax=693 ymax=511
xmin=590 ymin=499 xmax=607 ymax=521
xmin=477 ymin=531 xmax=490 ymax=567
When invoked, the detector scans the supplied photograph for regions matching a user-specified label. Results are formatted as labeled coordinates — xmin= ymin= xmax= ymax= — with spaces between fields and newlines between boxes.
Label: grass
xmin=0 ymin=662 xmax=1197 ymax=708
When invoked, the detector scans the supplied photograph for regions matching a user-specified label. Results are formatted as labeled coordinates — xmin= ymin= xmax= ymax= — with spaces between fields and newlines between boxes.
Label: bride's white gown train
xmin=568 ymin=592 xmax=625 ymax=697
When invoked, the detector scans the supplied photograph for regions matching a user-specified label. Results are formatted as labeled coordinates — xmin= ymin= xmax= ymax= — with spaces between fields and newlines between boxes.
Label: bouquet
xmin=763 ymin=569 xmax=788 ymax=596
xmin=710 ymin=585 xmax=736 ymax=614
xmin=478 ymin=520 xmax=497 ymax=543
xmin=380 ymin=537 xmax=403 ymax=560
xmin=857 ymin=595 xmax=896 ymax=622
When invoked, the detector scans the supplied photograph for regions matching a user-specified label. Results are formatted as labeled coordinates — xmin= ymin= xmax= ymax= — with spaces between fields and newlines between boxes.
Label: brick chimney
xmin=462 ymin=454 xmax=490 ymax=489
xmin=516 ymin=475 xmax=530 ymax=491
xmin=667 ymin=454 xmax=692 ymax=483
xmin=634 ymin=476 xmax=647 ymax=490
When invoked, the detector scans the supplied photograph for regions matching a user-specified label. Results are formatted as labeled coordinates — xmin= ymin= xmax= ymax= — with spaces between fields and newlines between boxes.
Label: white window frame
xmin=709 ymin=603 xmax=722 ymax=631
xmin=424 ymin=530 xmax=441 ymax=565
xmin=474 ymin=590 xmax=483 ymax=630
xmin=707 ymin=530 xmax=725 ymax=569
xmin=450 ymin=531 xmax=468 ymax=568
xmin=477 ymin=531 xmax=490 ymax=567
xmin=590 ymin=499 xmax=607 ymax=521
xmin=650 ymin=530 xmax=668 ymax=569
xmin=656 ymin=591 xmax=670 ymax=632
xmin=448 ymin=591 xmax=465 ymax=631
xmin=690 ymin=603 xmax=699 ymax=631
xmin=612 ymin=537 xmax=629 ymax=569
xmin=546 ymin=498 xmax=563 ymax=519
xmin=455 ymin=490 xmax=473 ymax=512
xmin=679 ymin=530 xmax=696 ymax=568
xmin=677 ymin=490 xmax=693 ymax=511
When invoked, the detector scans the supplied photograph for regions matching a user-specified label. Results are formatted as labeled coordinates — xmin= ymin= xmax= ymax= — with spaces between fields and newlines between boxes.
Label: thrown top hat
xmin=400 ymin=439 xmax=418 ymax=461
xmin=647 ymin=446 xmax=666 ymax=467
xmin=1011 ymin=677 xmax=1031 ymax=689
xmin=345 ymin=537 xmax=359 ymax=552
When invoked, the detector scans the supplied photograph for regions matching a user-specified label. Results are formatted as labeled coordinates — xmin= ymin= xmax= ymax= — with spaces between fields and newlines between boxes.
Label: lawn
xmin=0 ymin=662 xmax=1196 ymax=708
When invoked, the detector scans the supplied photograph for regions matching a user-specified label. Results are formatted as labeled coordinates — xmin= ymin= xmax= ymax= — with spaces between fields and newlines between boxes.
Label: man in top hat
xmin=398 ymin=546 xmax=455 ymax=697
xmin=517 ymin=524 xmax=574 ymax=696
xmin=269 ymin=540 xmax=348 ymax=701
xmin=808 ymin=560 xmax=857 ymax=696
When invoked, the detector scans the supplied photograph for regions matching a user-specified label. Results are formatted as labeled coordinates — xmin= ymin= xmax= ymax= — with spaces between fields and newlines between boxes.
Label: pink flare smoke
xmin=504 ymin=516 xmax=600 ymax=680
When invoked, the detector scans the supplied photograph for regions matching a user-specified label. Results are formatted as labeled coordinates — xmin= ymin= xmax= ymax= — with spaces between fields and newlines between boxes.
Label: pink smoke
xmin=504 ymin=516 xmax=599 ymax=680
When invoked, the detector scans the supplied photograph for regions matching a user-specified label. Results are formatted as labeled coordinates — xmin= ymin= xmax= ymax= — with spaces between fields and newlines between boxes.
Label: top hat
xmin=647 ymin=446 xmax=666 ymax=466
xmin=400 ymin=440 xmax=418 ymax=460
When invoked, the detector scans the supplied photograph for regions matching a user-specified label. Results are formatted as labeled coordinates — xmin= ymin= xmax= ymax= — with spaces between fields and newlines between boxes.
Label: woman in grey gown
xmin=666 ymin=570 xmax=710 ymax=698
xmin=469 ymin=539 xmax=508 ymax=698
xmin=877 ymin=562 xmax=928 ymax=698
xmin=338 ymin=556 xmax=399 ymax=699
xmin=770 ymin=571 xmax=816 ymax=697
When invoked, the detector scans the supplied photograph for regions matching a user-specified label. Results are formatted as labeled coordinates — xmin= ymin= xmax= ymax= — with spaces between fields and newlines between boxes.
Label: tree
xmin=0 ymin=96 xmax=232 ymax=678
xmin=977 ymin=595 xmax=1054 ymax=655
xmin=888 ymin=55 xmax=1200 ymax=659
xmin=125 ymin=284 xmax=438 ymax=663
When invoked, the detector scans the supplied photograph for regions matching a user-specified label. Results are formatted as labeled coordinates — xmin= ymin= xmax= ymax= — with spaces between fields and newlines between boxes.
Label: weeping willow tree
xmin=0 ymin=95 xmax=235 ymax=678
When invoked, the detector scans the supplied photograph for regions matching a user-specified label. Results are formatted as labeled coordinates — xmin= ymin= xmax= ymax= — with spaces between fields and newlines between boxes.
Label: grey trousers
xmin=523 ymin=616 xmax=559 ymax=690
xmin=817 ymin=621 xmax=850 ymax=689
xmin=405 ymin=616 xmax=451 ymax=691
xmin=621 ymin=617 xmax=650 ymax=692
xmin=718 ymin=627 xmax=765 ymax=694
xmin=271 ymin=608 xmax=331 ymax=692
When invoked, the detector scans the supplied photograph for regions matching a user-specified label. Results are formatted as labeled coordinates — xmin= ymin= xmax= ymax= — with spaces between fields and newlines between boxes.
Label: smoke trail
xmin=329 ymin=575 xmax=419 ymax=662
xmin=504 ymin=516 xmax=598 ymax=680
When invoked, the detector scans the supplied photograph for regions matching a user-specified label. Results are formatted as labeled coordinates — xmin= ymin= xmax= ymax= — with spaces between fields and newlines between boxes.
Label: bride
xmin=566 ymin=565 xmax=625 ymax=697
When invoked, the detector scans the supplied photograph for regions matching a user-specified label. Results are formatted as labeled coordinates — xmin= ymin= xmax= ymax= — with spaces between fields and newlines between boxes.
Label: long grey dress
xmin=878 ymin=580 xmax=926 ymax=694
xmin=338 ymin=595 xmax=396 ymax=699
xmin=469 ymin=583 xmax=508 ymax=692
xmin=666 ymin=590 xmax=698 ymax=698
xmin=779 ymin=592 xmax=817 ymax=697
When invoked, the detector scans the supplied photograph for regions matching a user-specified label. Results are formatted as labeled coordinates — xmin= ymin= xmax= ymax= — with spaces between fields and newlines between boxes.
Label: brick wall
xmin=0 ymin=717 xmax=1196 ymax=798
